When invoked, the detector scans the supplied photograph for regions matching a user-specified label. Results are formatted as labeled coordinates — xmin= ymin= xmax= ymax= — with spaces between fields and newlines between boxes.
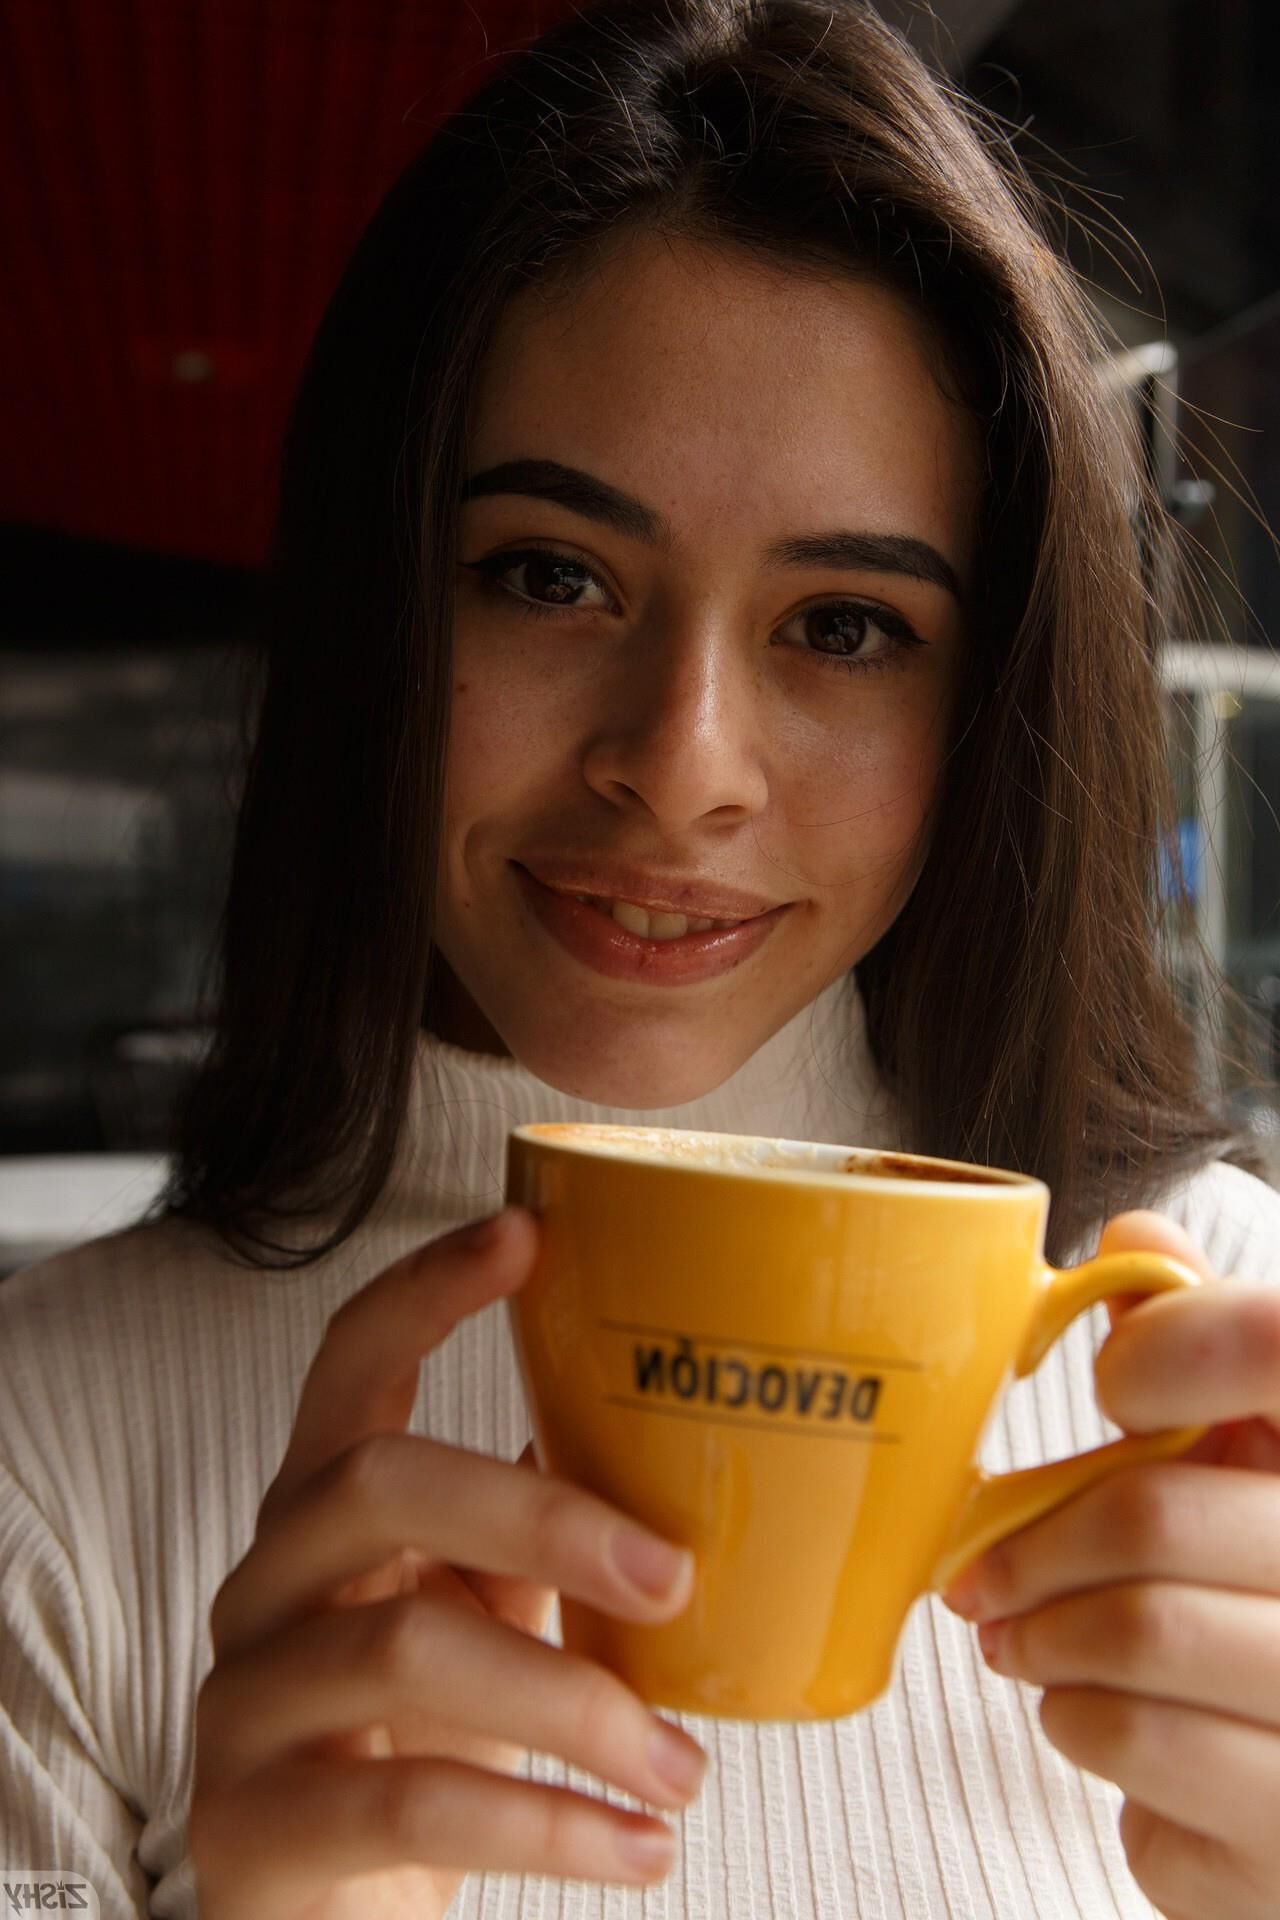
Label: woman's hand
xmin=942 ymin=1210 xmax=1280 ymax=1920
xmin=188 ymin=1206 xmax=708 ymax=1920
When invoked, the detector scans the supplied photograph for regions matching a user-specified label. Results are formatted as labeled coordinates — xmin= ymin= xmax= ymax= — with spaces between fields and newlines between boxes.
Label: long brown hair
xmin=168 ymin=0 xmax=1241 ymax=1265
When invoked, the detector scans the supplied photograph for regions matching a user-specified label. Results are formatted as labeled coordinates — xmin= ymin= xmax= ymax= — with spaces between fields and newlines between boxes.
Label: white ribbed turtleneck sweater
xmin=2 ymin=969 xmax=1279 ymax=1920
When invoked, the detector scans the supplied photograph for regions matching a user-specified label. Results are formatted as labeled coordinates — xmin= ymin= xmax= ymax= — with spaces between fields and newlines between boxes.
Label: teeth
xmin=573 ymin=895 xmax=738 ymax=940
xmin=612 ymin=900 xmax=692 ymax=940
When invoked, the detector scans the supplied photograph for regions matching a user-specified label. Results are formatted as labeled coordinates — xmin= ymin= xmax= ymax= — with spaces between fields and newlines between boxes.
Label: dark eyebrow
xmin=461 ymin=457 xmax=964 ymax=602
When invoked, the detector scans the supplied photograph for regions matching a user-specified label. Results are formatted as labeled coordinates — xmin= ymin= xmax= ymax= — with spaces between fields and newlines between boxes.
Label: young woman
xmin=3 ymin=0 xmax=1279 ymax=1915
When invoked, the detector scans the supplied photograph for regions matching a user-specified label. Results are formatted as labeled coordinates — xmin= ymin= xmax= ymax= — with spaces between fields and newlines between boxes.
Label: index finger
xmin=1095 ymin=1275 xmax=1279 ymax=1432
xmin=263 ymin=1206 xmax=537 ymax=1521
xmin=1099 ymin=1210 xmax=1219 ymax=1326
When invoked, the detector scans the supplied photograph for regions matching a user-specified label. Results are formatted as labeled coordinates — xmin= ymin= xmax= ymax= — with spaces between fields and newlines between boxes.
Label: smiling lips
xmin=513 ymin=862 xmax=792 ymax=984
xmin=517 ymin=859 xmax=782 ymax=924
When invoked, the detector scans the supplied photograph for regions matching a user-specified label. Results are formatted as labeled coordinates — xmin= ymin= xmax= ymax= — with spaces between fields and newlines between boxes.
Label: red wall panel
xmin=0 ymin=0 xmax=555 ymax=566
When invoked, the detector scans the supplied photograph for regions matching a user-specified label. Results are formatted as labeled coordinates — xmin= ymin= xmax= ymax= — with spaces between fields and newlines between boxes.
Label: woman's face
xmin=431 ymin=230 xmax=981 ymax=1105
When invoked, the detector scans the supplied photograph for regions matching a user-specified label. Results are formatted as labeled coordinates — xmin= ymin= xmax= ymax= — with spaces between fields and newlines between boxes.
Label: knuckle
xmin=535 ymin=1783 xmax=588 ymax=1871
xmin=1092 ymin=1467 xmax=1181 ymax=1568
xmin=329 ymin=1432 xmax=399 ymax=1510
xmin=1092 ymin=1689 xmax=1153 ymax=1773
xmin=1097 ymin=1583 xmax=1177 ymax=1671
xmin=371 ymin=1761 xmax=441 ymax=1851
xmin=374 ymin=1594 xmax=436 ymax=1685
xmin=527 ymin=1479 xmax=587 ymax=1576
xmin=565 ymin=1658 xmax=633 ymax=1760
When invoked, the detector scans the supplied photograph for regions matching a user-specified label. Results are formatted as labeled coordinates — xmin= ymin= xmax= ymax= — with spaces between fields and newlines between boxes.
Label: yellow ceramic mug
xmin=504 ymin=1124 xmax=1207 ymax=1721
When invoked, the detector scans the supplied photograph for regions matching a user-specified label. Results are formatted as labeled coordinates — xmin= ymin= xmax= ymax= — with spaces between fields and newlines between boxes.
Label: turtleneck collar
xmin=383 ymin=967 xmax=898 ymax=1236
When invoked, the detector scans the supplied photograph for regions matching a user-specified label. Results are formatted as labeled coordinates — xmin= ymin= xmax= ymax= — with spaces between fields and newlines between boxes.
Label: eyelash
xmin=461 ymin=545 xmax=925 ymax=677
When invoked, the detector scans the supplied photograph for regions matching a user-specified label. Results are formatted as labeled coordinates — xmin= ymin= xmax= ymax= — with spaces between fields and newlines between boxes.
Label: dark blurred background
xmin=1 ymin=1 xmax=1277 ymax=1236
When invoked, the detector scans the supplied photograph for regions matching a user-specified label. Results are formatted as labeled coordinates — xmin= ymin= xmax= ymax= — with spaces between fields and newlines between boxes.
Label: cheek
xmin=445 ymin=670 xmax=552 ymax=814
xmin=780 ymin=696 xmax=951 ymax=885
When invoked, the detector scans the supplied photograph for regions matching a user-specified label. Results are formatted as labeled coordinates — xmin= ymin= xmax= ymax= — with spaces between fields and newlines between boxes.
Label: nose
xmin=579 ymin=618 xmax=770 ymax=827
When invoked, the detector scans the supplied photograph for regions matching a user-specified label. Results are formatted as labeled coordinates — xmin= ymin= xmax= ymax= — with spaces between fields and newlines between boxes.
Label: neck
xmin=388 ymin=968 xmax=899 ymax=1238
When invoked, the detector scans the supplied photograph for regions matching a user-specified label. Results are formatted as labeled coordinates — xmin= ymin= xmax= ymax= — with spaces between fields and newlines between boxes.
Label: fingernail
xmin=609 ymin=1526 xmax=694 ymax=1602
xmin=649 ymin=1718 xmax=707 ymax=1796
xmin=618 ymin=1820 xmax=675 ymax=1874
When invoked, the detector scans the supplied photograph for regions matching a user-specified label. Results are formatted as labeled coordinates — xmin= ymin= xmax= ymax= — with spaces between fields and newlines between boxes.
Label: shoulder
xmin=0 ymin=1205 xmax=463 ymax=1508
xmin=0 ymin=1215 xmax=382 ymax=1546
xmin=2 ymin=1224 xmax=253 ymax=1521
xmin=0 ymin=1211 xmax=312 ymax=1400
xmin=0 ymin=1206 xmax=395 ymax=1366
xmin=1146 ymin=1157 xmax=1280 ymax=1287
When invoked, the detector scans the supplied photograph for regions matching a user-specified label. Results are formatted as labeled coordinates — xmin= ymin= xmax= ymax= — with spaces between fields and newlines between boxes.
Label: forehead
xmin=466 ymin=230 xmax=983 ymax=569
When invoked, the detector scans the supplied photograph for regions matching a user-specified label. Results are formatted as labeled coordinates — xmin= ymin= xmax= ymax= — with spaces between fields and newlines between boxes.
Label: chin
xmin=508 ymin=1012 xmax=745 ymax=1110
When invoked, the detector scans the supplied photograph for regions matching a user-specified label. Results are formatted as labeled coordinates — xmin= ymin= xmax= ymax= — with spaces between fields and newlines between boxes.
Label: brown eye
xmin=776 ymin=600 xmax=925 ymax=676
xmin=463 ymin=547 xmax=611 ymax=616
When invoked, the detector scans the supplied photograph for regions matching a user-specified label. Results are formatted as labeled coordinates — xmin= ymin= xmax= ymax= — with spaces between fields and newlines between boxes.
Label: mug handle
xmin=927 ymin=1251 xmax=1209 ymax=1595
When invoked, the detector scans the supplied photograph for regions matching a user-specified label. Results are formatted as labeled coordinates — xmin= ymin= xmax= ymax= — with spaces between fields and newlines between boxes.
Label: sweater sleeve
xmin=0 ymin=1462 xmax=153 ymax=1918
